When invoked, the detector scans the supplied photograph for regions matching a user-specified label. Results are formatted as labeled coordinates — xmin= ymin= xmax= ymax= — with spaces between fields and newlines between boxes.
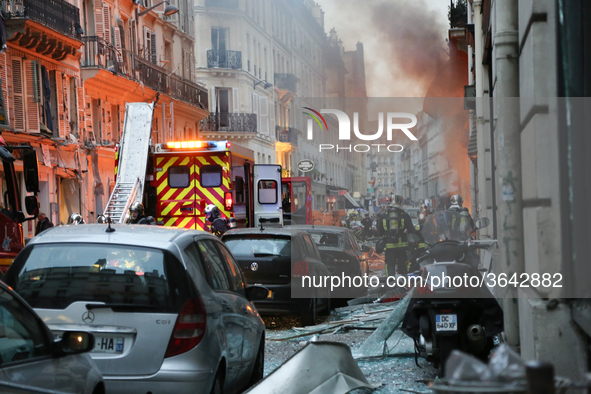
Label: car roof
xmin=284 ymin=225 xmax=350 ymax=234
xmin=223 ymin=227 xmax=301 ymax=237
xmin=28 ymin=224 xmax=215 ymax=249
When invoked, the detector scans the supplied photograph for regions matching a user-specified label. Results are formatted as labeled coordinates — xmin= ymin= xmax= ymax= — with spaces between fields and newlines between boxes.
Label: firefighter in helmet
xmin=205 ymin=204 xmax=229 ymax=237
xmin=448 ymin=194 xmax=474 ymax=237
xmin=129 ymin=202 xmax=151 ymax=225
xmin=378 ymin=195 xmax=416 ymax=277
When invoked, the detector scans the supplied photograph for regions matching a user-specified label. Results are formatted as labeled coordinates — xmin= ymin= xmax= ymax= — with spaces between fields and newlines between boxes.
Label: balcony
xmin=207 ymin=49 xmax=242 ymax=70
xmin=275 ymin=74 xmax=298 ymax=94
xmin=200 ymin=113 xmax=257 ymax=133
xmin=81 ymin=36 xmax=208 ymax=109
xmin=276 ymin=126 xmax=298 ymax=146
xmin=2 ymin=0 xmax=82 ymax=59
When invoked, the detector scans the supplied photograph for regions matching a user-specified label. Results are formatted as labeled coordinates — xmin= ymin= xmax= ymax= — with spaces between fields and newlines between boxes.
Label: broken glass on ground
xmin=353 ymin=289 xmax=415 ymax=359
xmin=246 ymin=341 xmax=373 ymax=394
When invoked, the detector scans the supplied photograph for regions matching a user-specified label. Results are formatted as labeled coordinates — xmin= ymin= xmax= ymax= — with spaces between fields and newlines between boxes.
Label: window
xmin=216 ymin=243 xmax=245 ymax=293
xmin=258 ymin=180 xmax=277 ymax=204
xmin=197 ymin=240 xmax=230 ymax=291
xmin=200 ymin=165 xmax=222 ymax=187
xmin=211 ymin=28 xmax=228 ymax=63
xmin=0 ymin=288 xmax=50 ymax=364
xmin=302 ymin=234 xmax=318 ymax=259
xmin=11 ymin=244 xmax=191 ymax=312
xmin=169 ymin=166 xmax=190 ymax=188
xmin=183 ymin=243 xmax=206 ymax=278
xmin=224 ymin=236 xmax=291 ymax=258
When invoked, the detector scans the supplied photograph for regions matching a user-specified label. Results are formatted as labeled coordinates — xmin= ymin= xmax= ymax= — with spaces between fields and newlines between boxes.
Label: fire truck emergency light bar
xmin=157 ymin=141 xmax=231 ymax=151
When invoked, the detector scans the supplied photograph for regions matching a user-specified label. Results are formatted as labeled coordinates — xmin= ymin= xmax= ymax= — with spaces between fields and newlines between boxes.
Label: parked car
xmin=222 ymin=227 xmax=331 ymax=326
xmin=4 ymin=224 xmax=267 ymax=394
xmin=288 ymin=225 xmax=368 ymax=276
xmin=0 ymin=281 xmax=104 ymax=394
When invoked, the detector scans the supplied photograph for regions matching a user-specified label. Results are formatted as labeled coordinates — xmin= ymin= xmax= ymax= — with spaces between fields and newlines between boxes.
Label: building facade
xmin=1 ymin=0 xmax=208 ymax=232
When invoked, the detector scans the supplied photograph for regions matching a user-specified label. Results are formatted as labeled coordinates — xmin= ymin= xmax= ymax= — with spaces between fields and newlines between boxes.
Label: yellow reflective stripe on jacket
xmin=385 ymin=242 xmax=408 ymax=249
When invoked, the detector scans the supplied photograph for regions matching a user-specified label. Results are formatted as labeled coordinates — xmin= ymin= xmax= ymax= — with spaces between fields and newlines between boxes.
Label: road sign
xmin=373 ymin=207 xmax=379 ymax=212
xmin=367 ymin=188 xmax=374 ymax=192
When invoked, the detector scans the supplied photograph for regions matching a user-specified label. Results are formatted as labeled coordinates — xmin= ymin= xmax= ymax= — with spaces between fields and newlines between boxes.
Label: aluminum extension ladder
xmin=103 ymin=102 xmax=154 ymax=223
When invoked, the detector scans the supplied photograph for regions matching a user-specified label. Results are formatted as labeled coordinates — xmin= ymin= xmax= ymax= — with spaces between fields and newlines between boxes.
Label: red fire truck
xmin=144 ymin=140 xmax=284 ymax=231
xmin=281 ymin=176 xmax=313 ymax=225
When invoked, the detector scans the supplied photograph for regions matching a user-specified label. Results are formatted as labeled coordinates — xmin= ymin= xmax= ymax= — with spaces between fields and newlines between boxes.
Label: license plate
xmin=435 ymin=314 xmax=457 ymax=331
xmin=93 ymin=336 xmax=124 ymax=353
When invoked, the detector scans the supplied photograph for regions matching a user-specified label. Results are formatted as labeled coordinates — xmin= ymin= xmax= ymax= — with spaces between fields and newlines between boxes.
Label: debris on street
xmin=247 ymin=341 xmax=373 ymax=394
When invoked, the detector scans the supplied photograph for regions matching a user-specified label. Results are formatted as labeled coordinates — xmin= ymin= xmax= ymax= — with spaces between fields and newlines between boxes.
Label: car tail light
xmin=292 ymin=261 xmax=309 ymax=277
xmin=225 ymin=192 xmax=233 ymax=211
xmin=165 ymin=296 xmax=207 ymax=358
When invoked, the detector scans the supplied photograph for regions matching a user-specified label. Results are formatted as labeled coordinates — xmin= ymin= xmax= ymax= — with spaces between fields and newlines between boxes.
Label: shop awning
xmin=343 ymin=192 xmax=361 ymax=209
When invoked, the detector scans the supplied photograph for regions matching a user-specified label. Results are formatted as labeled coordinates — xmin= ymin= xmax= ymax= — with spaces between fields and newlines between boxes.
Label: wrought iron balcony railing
xmin=1 ymin=0 xmax=80 ymax=39
xmin=276 ymin=126 xmax=298 ymax=146
xmin=207 ymin=49 xmax=242 ymax=70
xmin=81 ymin=36 xmax=208 ymax=109
xmin=200 ymin=113 xmax=257 ymax=133
xmin=274 ymin=73 xmax=298 ymax=94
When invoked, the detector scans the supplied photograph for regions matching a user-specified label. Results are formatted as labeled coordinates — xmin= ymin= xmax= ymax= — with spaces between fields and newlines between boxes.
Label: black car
xmin=287 ymin=226 xmax=369 ymax=299
xmin=222 ymin=227 xmax=331 ymax=326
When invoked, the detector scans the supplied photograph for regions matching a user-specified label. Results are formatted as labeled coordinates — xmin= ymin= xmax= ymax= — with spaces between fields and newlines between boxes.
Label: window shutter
xmin=150 ymin=32 xmax=157 ymax=65
xmin=259 ymin=96 xmax=268 ymax=135
xmin=23 ymin=60 xmax=40 ymax=133
xmin=113 ymin=26 xmax=123 ymax=62
xmin=0 ymin=53 xmax=10 ymax=125
xmin=10 ymin=58 xmax=24 ymax=131
xmin=61 ymin=75 xmax=70 ymax=138
xmin=77 ymin=84 xmax=85 ymax=138
xmin=210 ymin=87 xmax=216 ymax=112
xmin=102 ymin=101 xmax=111 ymax=142
xmin=94 ymin=1 xmax=104 ymax=39
xmin=252 ymin=92 xmax=258 ymax=131
xmin=56 ymin=73 xmax=65 ymax=138
xmin=119 ymin=105 xmax=125 ymax=143
xmin=232 ymin=87 xmax=239 ymax=113
xmin=103 ymin=5 xmax=111 ymax=44
xmin=85 ymin=95 xmax=94 ymax=144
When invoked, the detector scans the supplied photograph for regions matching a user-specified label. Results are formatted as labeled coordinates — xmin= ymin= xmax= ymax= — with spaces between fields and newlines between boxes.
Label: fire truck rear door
xmin=155 ymin=155 xmax=199 ymax=229
xmin=253 ymin=165 xmax=283 ymax=227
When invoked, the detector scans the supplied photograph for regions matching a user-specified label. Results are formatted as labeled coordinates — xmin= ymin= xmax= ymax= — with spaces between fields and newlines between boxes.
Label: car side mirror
xmin=55 ymin=331 xmax=95 ymax=356
xmin=25 ymin=195 xmax=39 ymax=216
xmin=246 ymin=285 xmax=269 ymax=301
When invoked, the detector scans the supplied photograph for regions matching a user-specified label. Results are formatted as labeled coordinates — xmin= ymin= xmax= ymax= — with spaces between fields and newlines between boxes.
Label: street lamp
xmin=254 ymin=79 xmax=273 ymax=90
xmin=138 ymin=1 xmax=179 ymax=17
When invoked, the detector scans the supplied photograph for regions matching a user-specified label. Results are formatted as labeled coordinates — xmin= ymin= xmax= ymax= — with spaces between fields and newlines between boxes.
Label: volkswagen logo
xmin=82 ymin=311 xmax=95 ymax=324
xmin=250 ymin=262 xmax=259 ymax=272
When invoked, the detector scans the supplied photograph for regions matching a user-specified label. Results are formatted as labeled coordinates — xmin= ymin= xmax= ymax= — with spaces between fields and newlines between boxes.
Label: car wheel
xmin=210 ymin=368 xmax=224 ymax=394
xmin=300 ymin=297 xmax=317 ymax=326
xmin=248 ymin=337 xmax=265 ymax=387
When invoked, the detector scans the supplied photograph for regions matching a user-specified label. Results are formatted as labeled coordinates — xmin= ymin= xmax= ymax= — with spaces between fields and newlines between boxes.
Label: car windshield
xmin=224 ymin=236 xmax=291 ymax=257
xmin=421 ymin=210 xmax=475 ymax=244
xmin=10 ymin=244 xmax=190 ymax=312
xmin=308 ymin=232 xmax=341 ymax=248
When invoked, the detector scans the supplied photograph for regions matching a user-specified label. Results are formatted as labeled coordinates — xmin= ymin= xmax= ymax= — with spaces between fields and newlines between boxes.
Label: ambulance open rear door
xmin=253 ymin=165 xmax=283 ymax=227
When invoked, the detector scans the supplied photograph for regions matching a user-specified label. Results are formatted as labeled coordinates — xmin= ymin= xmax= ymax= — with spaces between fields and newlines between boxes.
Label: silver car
xmin=0 ymin=281 xmax=103 ymax=394
xmin=4 ymin=225 xmax=267 ymax=394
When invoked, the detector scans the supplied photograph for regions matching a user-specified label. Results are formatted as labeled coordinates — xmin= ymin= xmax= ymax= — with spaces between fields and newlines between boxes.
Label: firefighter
xmin=379 ymin=195 xmax=416 ymax=277
xmin=205 ymin=204 xmax=229 ymax=237
xmin=407 ymin=224 xmax=428 ymax=273
xmin=448 ymin=194 xmax=474 ymax=237
xmin=129 ymin=202 xmax=151 ymax=225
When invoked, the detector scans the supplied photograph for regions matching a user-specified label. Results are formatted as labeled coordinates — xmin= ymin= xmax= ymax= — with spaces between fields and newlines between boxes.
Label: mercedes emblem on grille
xmin=82 ymin=311 xmax=95 ymax=324
xmin=250 ymin=262 xmax=259 ymax=271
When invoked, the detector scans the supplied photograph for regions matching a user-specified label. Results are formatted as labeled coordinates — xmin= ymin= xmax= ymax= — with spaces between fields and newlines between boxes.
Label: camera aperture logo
xmin=303 ymin=108 xmax=418 ymax=153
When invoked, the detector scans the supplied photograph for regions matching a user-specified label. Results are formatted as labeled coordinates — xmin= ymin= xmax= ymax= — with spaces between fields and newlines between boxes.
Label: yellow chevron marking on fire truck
xmin=196 ymin=184 xmax=225 ymax=212
xmin=197 ymin=156 xmax=208 ymax=165
xmin=212 ymin=155 xmax=225 ymax=167
xmin=164 ymin=217 xmax=177 ymax=227
xmin=179 ymin=217 xmax=192 ymax=229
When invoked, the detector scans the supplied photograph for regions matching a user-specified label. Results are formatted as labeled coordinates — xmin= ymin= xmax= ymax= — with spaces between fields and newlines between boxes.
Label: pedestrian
xmin=35 ymin=212 xmax=54 ymax=235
